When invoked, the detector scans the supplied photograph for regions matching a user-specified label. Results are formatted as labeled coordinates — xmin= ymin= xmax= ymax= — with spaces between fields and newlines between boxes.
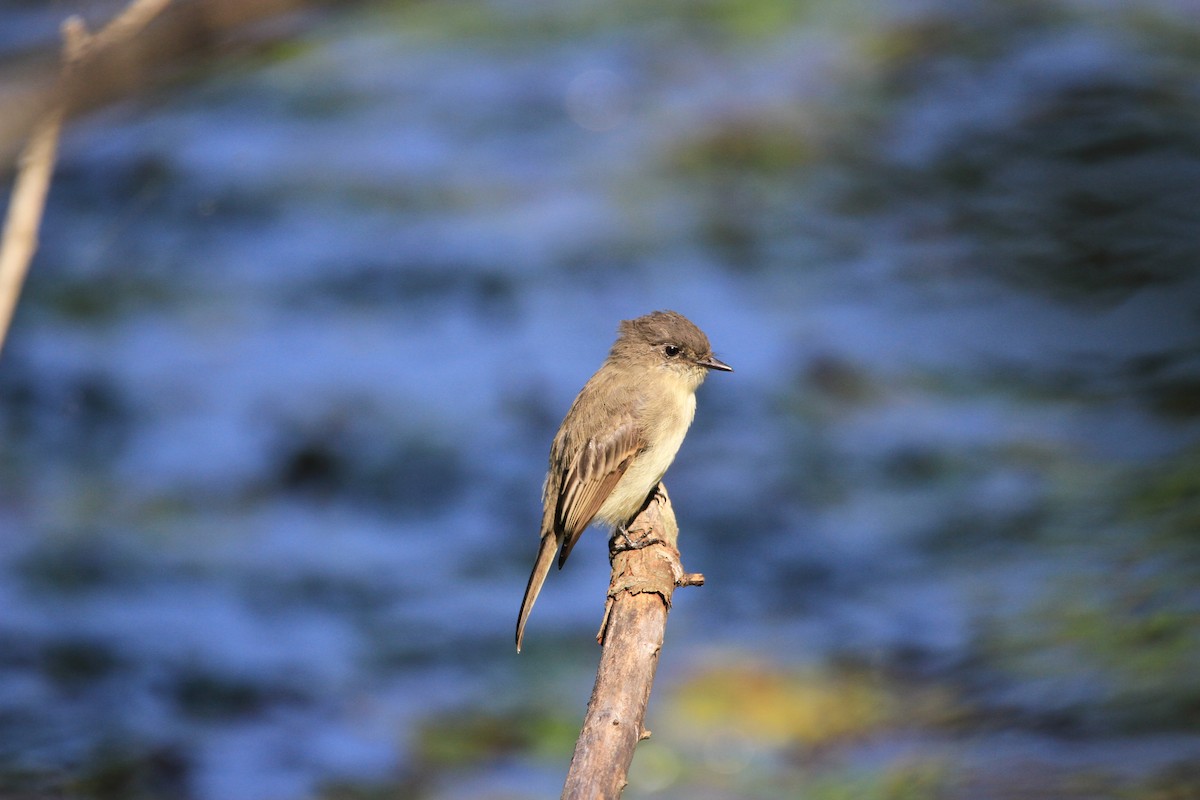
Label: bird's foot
xmin=611 ymin=523 xmax=664 ymax=553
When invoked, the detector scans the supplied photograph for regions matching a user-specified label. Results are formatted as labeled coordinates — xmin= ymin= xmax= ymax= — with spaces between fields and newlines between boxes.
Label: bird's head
xmin=612 ymin=310 xmax=732 ymax=389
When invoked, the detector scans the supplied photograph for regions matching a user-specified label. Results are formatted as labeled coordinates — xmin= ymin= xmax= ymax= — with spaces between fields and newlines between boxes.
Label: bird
xmin=516 ymin=310 xmax=731 ymax=652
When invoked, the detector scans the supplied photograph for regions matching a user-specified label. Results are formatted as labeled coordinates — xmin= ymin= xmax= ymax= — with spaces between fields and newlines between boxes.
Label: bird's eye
xmin=664 ymin=345 xmax=681 ymax=358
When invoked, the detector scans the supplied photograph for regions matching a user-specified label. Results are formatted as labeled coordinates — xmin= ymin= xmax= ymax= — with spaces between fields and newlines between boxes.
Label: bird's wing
xmin=554 ymin=417 xmax=643 ymax=567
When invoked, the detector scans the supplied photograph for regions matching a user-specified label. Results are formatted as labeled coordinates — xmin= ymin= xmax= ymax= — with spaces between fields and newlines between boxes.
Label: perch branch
xmin=561 ymin=484 xmax=704 ymax=800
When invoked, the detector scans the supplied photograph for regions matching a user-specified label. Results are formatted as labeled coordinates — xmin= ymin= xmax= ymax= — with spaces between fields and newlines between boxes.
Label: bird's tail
xmin=515 ymin=532 xmax=559 ymax=653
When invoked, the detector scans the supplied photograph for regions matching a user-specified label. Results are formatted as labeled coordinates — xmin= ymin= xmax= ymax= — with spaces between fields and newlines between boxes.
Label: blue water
xmin=3 ymin=1 xmax=1200 ymax=797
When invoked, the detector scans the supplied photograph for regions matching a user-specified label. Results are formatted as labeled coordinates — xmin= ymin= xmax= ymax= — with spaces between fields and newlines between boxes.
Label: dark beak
xmin=697 ymin=355 xmax=733 ymax=372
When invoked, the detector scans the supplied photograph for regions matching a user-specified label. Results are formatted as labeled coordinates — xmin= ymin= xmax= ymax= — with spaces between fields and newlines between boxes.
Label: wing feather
xmin=554 ymin=418 xmax=642 ymax=567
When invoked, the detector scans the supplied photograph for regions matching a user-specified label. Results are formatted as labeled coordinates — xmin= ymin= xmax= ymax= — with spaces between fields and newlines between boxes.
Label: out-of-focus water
xmin=2 ymin=1 xmax=1200 ymax=798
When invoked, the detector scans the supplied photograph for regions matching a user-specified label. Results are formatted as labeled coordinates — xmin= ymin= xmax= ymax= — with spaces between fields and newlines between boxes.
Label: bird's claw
xmin=611 ymin=524 xmax=664 ymax=553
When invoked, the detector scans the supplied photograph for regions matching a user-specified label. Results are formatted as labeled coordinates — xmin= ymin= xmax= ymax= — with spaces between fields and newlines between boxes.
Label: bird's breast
xmin=596 ymin=391 xmax=696 ymax=525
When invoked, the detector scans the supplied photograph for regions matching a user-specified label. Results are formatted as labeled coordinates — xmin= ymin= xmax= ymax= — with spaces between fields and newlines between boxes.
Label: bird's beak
xmin=697 ymin=355 xmax=733 ymax=372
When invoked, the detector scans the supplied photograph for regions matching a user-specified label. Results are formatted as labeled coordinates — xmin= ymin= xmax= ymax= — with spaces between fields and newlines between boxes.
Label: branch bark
xmin=561 ymin=485 xmax=704 ymax=800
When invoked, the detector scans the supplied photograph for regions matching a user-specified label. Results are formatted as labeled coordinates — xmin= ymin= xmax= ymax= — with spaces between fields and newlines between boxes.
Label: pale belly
xmin=595 ymin=392 xmax=696 ymax=526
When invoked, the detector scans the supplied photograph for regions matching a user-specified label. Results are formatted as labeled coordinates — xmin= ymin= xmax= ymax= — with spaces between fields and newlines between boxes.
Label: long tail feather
xmin=515 ymin=533 xmax=559 ymax=653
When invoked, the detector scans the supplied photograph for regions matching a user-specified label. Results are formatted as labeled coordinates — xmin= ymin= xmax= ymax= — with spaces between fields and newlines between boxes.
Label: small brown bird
xmin=516 ymin=310 xmax=731 ymax=652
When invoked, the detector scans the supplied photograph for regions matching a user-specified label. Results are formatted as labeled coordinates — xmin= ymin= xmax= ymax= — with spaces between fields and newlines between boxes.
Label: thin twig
xmin=0 ymin=0 xmax=171 ymax=357
xmin=0 ymin=107 xmax=65 ymax=356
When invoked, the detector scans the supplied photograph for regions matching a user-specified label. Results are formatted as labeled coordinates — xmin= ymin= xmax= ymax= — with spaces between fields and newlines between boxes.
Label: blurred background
xmin=2 ymin=0 xmax=1199 ymax=797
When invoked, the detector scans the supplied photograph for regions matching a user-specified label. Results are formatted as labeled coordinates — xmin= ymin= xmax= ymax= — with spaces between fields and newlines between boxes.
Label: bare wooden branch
xmin=0 ymin=0 xmax=319 ymax=164
xmin=562 ymin=485 xmax=704 ymax=800
xmin=0 ymin=0 xmax=172 ymax=356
